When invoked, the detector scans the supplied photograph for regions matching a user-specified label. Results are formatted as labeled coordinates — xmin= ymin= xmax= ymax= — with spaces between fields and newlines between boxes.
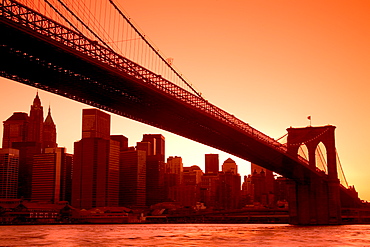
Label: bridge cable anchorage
xmin=107 ymin=0 xmax=203 ymax=99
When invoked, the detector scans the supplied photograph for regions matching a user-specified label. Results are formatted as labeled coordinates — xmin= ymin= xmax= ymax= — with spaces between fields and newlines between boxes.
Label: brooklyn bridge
xmin=0 ymin=0 xmax=366 ymax=224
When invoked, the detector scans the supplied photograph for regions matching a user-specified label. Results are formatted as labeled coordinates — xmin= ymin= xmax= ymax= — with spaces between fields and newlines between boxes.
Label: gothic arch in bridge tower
xmin=286 ymin=125 xmax=337 ymax=179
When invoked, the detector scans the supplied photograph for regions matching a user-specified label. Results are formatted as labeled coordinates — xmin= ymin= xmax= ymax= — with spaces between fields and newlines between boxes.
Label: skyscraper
xmin=222 ymin=158 xmax=238 ymax=174
xmin=42 ymin=107 xmax=57 ymax=149
xmin=2 ymin=93 xmax=57 ymax=200
xmin=32 ymin=150 xmax=60 ymax=203
xmin=218 ymin=158 xmax=241 ymax=209
xmin=82 ymin=108 xmax=110 ymax=139
xmin=142 ymin=134 xmax=165 ymax=206
xmin=205 ymin=154 xmax=219 ymax=174
xmin=251 ymin=163 xmax=275 ymax=207
xmin=119 ymin=147 xmax=146 ymax=208
xmin=174 ymin=165 xmax=203 ymax=207
xmin=28 ymin=92 xmax=44 ymax=144
xmin=32 ymin=147 xmax=70 ymax=203
xmin=12 ymin=141 xmax=41 ymax=199
xmin=2 ymin=112 xmax=29 ymax=149
xmin=0 ymin=148 xmax=19 ymax=198
xmin=218 ymin=171 xmax=241 ymax=209
xmin=60 ymin=152 xmax=73 ymax=203
xmin=164 ymin=156 xmax=183 ymax=202
xmin=72 ymin=109 xmax=119 ymax=209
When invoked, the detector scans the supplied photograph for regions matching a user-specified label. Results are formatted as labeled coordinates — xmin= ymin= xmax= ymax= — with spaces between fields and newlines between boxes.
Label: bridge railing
xmin=1 ymin=0 xmax=310 ymax=168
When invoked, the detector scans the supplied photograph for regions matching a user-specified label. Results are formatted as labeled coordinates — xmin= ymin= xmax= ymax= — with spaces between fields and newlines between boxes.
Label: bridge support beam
xmin=287 ymin=126 xmax=341 ymax=225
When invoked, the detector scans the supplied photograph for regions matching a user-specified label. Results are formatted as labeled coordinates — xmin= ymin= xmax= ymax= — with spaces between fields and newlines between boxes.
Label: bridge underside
xmin=0 ymin=19 xmax=316 ymax=181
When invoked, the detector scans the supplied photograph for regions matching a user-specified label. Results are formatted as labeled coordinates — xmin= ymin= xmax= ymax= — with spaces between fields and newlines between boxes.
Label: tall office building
xmin=165 ymin=156 xmax=183 ymax=202
xmin=205 ymin=154 xmax=219 ymax=174
xmin=111 ymin=135 xmax=129 ymax=152
xmin=2 ymin=112 xmax=29 ymax=149
xmin=251 ymin=163 xmax=275 ymax=207
xmin=142 ymin=134 xmax=165 ymax=206
xmin=2 ymin=93 xmax=55 ymax=150
xmin=142 ymin=134 xmax=165 ymax=159
xmin=173 ymin=165 xmax=203 ymax=207
xmin=32 ymin=149 xmax=60 ymax=203
xmin=222 ymin=158 xmax=238 ymax=174
xmin=32 ymin=147 xmax=71 ymax=203
xmin=60 ymin=152 xmax=73 ymax=203
xmin=218 ymin=171 xmax=241 ymax=209
xmin=165 ymin=156 xmax=183 ymax=184
xmin=119 ymin=147 xmax=146 ymax=208
xmin=72 ymin=109 xmax=119 ymax=209
xmin=82 ymin=108 xmax=110 ymax=139
xmin=0 ymin=148 xmax=19 ymax=198
xmin=251 ymin=163 xmax=275 ymax=196
xmin=200 ymin=173 xmax=220 ymax=208
xmin=2 ymin=93 xmax=57 ymax=199
xmin=241 ymin=175 xmax=253 ymax=206
xmin=42 ymin=107 xmax=57 ymax=149
xmin=28 ymin=93 xmax=44 ymax=144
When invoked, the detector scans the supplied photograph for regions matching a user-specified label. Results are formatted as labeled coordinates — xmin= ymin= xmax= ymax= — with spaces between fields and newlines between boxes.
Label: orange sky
xmin=1 ymin=0 xmax=370 ymax=200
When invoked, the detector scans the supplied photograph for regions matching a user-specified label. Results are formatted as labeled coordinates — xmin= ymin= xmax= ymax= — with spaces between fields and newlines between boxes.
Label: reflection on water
xmin=1 ymin=224 xmax=370 ymax=246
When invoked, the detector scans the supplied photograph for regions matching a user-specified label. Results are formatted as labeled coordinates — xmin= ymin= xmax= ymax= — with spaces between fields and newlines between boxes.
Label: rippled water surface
xmin=1 ymin=224 xmax=370 ymax=246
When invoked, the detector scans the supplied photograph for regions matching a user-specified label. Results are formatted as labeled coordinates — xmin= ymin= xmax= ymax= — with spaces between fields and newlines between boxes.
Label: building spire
xmin=44 ymin=105 xmax=54 ymax=125
xmin=43 ymin=104 xmax=57 ymax=149
xmin=33 ymin=91 xmax=42 ymax=107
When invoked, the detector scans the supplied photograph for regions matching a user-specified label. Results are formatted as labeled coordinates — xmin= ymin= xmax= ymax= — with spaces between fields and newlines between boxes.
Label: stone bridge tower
xmin=286 ymin=125 xmax=341 ymax=225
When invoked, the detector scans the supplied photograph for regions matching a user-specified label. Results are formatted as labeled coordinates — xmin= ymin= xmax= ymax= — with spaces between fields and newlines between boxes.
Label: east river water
xmin=1 ymin=224 xmax=370 ymax=246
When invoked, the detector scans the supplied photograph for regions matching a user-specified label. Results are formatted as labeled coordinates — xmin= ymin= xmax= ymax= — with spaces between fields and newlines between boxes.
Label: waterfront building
xmin=165 ymin=156 xmax=183 ymax=185
xmin=164 ymin=156 xmax=183 ymax=202
xmin=2 ymin=94 xmax=57 ymax=200
xmin=0 ymin=148 xmax=19 ymax=198
xmin=142 ymin=134 xmax=165 ymax=206
xmin=12 ymin=141 xmax=41 ymax=199
xmin=174 ymin=165 xmax=203 ymax=207
xmin=218 ymin=171 xmax=241 ymax=209
xmin=119 ymin=147 xmax=146 ymax=208
xmin=200 ymin=173 xmax=219 ymax=208
xmin=241 ymin=175 xmax=253 ymax=206
xmin=60 ymin=152 xmax=73 ymax=203
xmin=183 ymin=165 xmax=203 ymax=185
xmin=72 ymin=109 xmax=119 ymax=209
xmin=251 ymin=163 xmax=275 ymax=207
xmin=32 ymin=147 xmax=71 ymax=203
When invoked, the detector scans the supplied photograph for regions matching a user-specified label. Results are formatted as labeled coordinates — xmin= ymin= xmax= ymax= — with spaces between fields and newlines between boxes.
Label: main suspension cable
xmin=108 ymin=0 xmax=203 ymax=99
